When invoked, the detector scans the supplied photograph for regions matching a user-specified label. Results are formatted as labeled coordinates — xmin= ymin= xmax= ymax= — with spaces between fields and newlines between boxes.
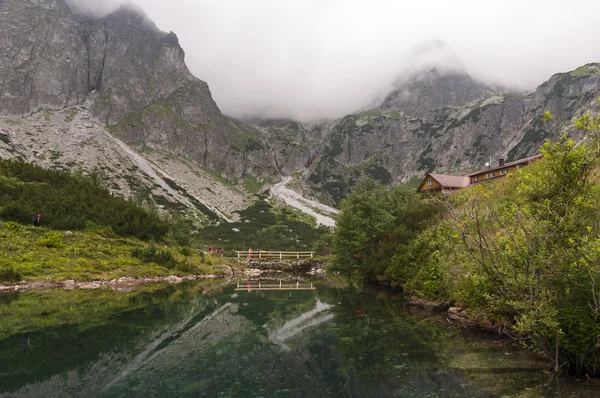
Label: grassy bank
xmin=0 ymin=159 xmax=246 ymax=283
xmin=0 ymin=221 xmax=227 ymax=282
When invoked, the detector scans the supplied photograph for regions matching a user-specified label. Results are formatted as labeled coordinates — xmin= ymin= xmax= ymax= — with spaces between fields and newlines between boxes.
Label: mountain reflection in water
xmin=0 ymin=280 xmax=599 ymax=397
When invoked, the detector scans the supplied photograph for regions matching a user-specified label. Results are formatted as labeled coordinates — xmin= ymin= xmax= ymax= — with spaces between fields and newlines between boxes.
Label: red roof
xmin=468 ymin=154 xmax=542 ymax=177
xmin=428 ymin=173 xmax=470 ymax=189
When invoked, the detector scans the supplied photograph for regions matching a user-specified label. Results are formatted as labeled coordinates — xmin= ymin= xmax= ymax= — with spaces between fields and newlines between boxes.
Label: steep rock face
xmin=84 ymin=6 xmax=277 ymax=180
xmin=0 ymin=0 xmax=277 ymax=183
xmin=304 ymin=65 xmax=600 ymax=205
xmin=0 ymin=0 xmax=88 ymax=116
xmin=252 ymin=119 xmax=327 ymax=177
xmin=85 ymin=7 xmax=191 ymax=124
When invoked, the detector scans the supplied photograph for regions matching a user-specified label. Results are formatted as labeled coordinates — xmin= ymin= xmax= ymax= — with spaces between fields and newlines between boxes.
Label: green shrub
xmin=3 ymin=222 xmax=22 ymax=232
xmin=130 ymin=246 xmax=196 ymax=273
xmin=38 ymin=231 xmax=64 ymax=248
xmin=179 ymin=246 xmax=192 ymax=256
xmin=0 ymin=260 xmax=22 ymax=282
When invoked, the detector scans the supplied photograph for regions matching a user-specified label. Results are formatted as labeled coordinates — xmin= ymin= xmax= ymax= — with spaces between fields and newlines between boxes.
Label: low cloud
xmin=65 ymin=0 xmax=600 ymax=121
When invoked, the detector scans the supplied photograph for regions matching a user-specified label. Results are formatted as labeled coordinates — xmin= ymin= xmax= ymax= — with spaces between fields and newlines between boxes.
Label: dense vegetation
xmin=330 ymin=108 xmax=600 ymax=375
xmin=0 ymin=160 xmax=169 ymax=240
xmin=194 ymin=198 xmax=328 ymax=252
xmin=331 ymin=180 xmax=442 ymax=283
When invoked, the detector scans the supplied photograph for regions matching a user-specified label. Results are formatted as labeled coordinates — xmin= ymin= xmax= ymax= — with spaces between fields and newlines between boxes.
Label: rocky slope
xmin=0 ymin=98 xmax=249 ymax=222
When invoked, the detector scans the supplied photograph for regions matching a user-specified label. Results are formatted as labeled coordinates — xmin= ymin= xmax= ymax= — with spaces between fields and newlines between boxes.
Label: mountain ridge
xmin=2 ymin=0 xmax=600 ymax=219
xmin=297 ymin=63 xmax=600 ymax=204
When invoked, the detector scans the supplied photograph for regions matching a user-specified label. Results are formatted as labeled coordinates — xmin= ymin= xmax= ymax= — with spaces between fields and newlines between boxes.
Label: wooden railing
xmin=235 ymin=281 xmax=315 ymax=291
xmin=235 ymin=251 xmax=315 ymax=260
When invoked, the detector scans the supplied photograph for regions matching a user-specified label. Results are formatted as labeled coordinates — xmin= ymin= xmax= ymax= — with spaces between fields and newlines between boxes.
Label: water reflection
xmin=0 ymin=281 xmax=599 ymax=397
xmin=268 ymin=300 xmax=333 ymax=351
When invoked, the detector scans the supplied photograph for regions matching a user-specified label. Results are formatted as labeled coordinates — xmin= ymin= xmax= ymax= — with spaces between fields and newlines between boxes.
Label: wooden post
xmin=259 ymin=250 xmax=261 ymax=259
xmin=296 ymin=281 xmax=299 ymax=289
xmin=280 ymin=280 xmax=282 ymax=289
xmin=311 ymin=282 xmax=313 ymax=289
xmin=297 ymin=252 xmax=299 ymax=259
xmin=311 ymin=252 xmax=313 ymax=258
xmin=280 ymin=252 xmax=282 ymax=260
xmin=259 ymin=282 xmax=261 ymax=289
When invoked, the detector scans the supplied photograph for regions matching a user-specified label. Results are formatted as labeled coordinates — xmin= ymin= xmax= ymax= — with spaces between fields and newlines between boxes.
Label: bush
xmin=38 ymin=231 xmax=64 ymax=248
xmin=131 ymin=246 xmax=196 ymax=273
xmin=179 ymin=246 xmax=192 ymax=256
xmin=131 ymin=247 xmax=175 ymax=266
xmin=3 ymin=221 xmax=22 ymax=232
xmin=331 ymin=178 xmax=442 ymax=282
xmin=0 ymin=261 xmax=22 ymax=282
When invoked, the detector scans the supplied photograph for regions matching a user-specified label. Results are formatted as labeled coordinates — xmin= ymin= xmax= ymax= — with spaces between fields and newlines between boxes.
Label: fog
xmin=65 ymin=0 xmax=600 ymax=121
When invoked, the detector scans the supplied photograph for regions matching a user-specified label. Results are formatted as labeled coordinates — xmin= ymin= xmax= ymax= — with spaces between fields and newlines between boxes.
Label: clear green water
xmin=0 ymin=280 xmax=599 ymax=397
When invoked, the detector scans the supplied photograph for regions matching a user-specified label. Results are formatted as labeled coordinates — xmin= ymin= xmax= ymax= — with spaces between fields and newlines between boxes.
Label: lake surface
xmin=0 ymin=279 xmax=599 ymax=397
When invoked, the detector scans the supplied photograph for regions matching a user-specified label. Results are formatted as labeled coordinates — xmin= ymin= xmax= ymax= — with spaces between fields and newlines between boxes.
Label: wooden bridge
xmin=235 ymin=250 xmax=315 ymax=260
xmin=235 ymin=280 xmax=315 ymax=291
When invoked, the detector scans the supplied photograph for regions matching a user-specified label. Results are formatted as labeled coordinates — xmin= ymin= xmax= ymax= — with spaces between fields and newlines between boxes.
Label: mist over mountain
xmin=61 ymin=0 xmax=600 ymax=122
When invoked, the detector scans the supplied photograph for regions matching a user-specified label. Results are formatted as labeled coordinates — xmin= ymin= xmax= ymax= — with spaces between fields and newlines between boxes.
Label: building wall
xmin=417 ymin=175 xmax=441 ymax=192
xmin=470 ymin=165 xmax=520 ymax=184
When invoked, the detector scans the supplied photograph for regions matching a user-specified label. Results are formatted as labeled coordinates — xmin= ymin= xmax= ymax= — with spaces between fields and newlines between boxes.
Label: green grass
xmin=242 ymin=176 xmax=263 ymax=194
xmin=569 ymin=64 xmax=600 ymax=77
xmin=200 ymin=166 xmax=236 ymax=189
xmin=0 ymin=221 xmax=223 ymax=282
xmin=388 ymin=110 xmax=401 ymax=120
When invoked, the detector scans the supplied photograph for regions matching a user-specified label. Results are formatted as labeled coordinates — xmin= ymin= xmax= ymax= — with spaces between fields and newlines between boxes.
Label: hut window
xmin=427 ymin=180 xmax=432 ymax=187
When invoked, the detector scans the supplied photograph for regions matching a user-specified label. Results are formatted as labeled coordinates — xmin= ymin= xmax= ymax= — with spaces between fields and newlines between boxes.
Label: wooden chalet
xmin=468 ymin=155 xmax=542 ymax=184
xmin=417 ymin=154 xmax=542 ymax=194
xmin=417 ymin=173 xmax=470 ymax=194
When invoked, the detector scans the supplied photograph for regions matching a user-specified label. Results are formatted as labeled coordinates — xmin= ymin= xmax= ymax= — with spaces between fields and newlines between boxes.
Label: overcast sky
xmin=66 ymin=0 xmax=600 ymax=121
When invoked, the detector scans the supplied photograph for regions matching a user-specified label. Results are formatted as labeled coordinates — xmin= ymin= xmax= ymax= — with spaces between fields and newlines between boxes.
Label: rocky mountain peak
xmin=102 ymin=2 xmax=156 ymax=29
xmin=380 ymin=67 xmax=496 ymax=116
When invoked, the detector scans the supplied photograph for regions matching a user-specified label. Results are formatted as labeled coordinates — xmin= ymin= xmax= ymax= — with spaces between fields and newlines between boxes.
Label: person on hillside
xmin=220 ymin=249 xmax=224 ymax=257
xmin=209 ymin=246 xmax=213 ymax=255
xmin=248 ymin=248 xmax=253 ymax=259
xmin=32 ymin=213 xmax=41 ymax=227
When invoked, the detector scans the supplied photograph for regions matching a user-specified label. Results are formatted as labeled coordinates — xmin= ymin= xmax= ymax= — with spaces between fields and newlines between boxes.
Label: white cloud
xmin=65 ymin=0 xmax=600 ymax=121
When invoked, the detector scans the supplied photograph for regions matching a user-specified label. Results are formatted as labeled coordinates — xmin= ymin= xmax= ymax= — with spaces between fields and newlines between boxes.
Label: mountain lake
xmin=1 ymin=278 xmax=599 ymax=397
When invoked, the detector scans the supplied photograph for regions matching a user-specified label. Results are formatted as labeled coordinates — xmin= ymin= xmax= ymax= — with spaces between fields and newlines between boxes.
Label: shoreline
xmin=0 ymin=274 xmax=222 ymax=292
xmin=0 ymin=263 xmax=323 ymax=292
xmin=407 ymin=295 xmax=518 ymax=338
